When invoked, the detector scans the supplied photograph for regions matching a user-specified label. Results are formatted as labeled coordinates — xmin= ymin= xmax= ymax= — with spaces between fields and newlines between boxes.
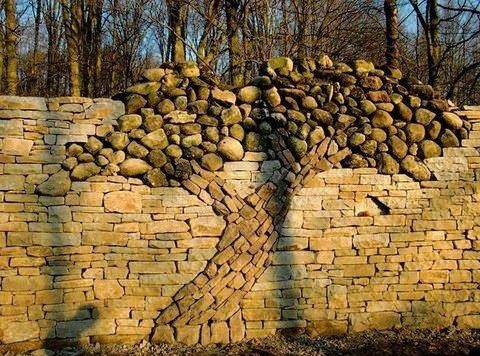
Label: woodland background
xmin=0 ymin=0 xmax=479 ymax=104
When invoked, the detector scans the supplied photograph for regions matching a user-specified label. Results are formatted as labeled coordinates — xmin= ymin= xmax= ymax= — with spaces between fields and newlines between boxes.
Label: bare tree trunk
xmin=225 ymin=0 xmax=243 ymax=86
xmin=91 ymin=0 xmax=103 ymax=96
xmin=197 ymin=0 xmax=220 ymax=67
xmin=5 ymin=0 xmax=18 ymax=95
xmin=61 ymin=0 xmax=82 ymax=96
xmin=167 ymin=0 xmax=187 ymax=63
xmin=427 ymin=0 xmax=441 ymax=89
xmin=28 ymin=0 xmax=42 ymax=94
xmin=295 ymin=0 xmax=309 ymax=58
xmin=384 ymin=0 xmax=399 ymax=69
xmin=0 ymin=26 xmax=5 ymax=93
xmin=45 ymin=0 xmax=62 ymax=96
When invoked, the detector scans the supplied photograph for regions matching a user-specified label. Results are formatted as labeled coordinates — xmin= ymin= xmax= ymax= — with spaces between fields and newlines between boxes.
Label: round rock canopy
xmin=63 ymin=57 xmax=469 ymax=184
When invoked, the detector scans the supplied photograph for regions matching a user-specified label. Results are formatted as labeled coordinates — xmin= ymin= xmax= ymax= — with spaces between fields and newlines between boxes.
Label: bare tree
xmin=4 ymin=0 xmax=18 ymax=94
xmin=167 ymin=0 xmax=187 ymax=62
xmin=61 ymin=0 xmax=81 ymax=96
xmin=0 ymin=13 xmax=5 ymax=93
xmin=43 ymin=0 xmax=63 ymax=95
xmin=384 ymin=0 xmax=399 ymax=69
xmin=225 ymin=0 xmax=243 ymax=86
xmin=408 ymin=0 xmax=441 ymax=88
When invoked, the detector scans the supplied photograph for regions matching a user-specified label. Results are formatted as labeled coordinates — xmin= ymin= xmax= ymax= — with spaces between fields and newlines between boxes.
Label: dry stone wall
xmin=1 ymin=94 xmax=480 ymax=351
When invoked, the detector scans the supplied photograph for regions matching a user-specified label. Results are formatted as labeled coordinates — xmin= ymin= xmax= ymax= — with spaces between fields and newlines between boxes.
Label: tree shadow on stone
xmin=44 ymin=304 xmax=98 ymax=353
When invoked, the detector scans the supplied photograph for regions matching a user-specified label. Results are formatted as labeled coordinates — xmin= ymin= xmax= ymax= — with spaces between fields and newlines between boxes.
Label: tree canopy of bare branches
xmin=0 ymin=0 xmax=478 ymax=104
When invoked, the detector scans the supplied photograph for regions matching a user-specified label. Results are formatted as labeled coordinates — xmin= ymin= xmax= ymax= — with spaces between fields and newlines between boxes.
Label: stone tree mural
xmin=53 ymin=56 xmax=468 ymax=344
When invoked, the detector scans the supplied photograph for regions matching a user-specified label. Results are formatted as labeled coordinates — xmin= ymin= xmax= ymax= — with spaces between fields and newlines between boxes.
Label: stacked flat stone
xmin=64 ymin=56 xmax=469 ymax=185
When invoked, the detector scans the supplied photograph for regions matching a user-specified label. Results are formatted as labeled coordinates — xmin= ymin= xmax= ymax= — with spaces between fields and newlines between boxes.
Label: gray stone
xmin=35 ymin=172 xmax=70 ymax=196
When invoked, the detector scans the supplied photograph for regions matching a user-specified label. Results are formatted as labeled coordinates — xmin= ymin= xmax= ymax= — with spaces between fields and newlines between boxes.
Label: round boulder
xmin=238 ymin=86 xmax=261 ymax=103
xmin=201 ymin=153 xmax=223 ymax=171
xmin=395 ymin=102 xmax=413 ymax=121
xmin=442 ymin=112 xmax=463 ymax=130
xmin=218 ymin=137 xmax=244 ymax=160
xmin=71 ymin=162 xmax=101 ymax=181
xmin=118 ymin=114 xmax=142 ymax=132
xmin=414 ymin=108 xmax=436 ymax=125
xmin=419 ymin=140 xmax=441 ymax=158
xmin=440 ymin=129 xmax=460 ymax=147
xmin=36 ymin=170 xmax=72 ymax=196
xmin=388 ymin=135 xmax=408 ymax=159
xmin=119 ymin=159 xmax=151 ymax=176
xmin=406 ymin=123 xmax=425 ymax=143
xmin=372 ymin=110 xmax=393 ymax=128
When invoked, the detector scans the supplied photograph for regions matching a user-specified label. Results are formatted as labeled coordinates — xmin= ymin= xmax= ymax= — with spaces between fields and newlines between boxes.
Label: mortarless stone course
xmin=1 ymin=91 xmax=480 ymax=351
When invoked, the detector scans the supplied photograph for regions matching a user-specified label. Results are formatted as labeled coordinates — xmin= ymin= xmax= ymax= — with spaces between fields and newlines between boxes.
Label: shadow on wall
xmin=39 ymin=176 xmax=101 ymax=349
xmin=44 ymin=304 xmax=98 ymax=351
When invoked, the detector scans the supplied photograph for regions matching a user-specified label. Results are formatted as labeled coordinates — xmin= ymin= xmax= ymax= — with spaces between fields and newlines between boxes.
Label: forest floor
xmin=25 ymin=328 xmax=480 ymax=356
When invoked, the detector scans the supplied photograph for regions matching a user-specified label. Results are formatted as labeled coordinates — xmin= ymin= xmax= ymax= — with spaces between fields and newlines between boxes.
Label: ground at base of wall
xmin=20 ymin=328 xmax=480 ymax=356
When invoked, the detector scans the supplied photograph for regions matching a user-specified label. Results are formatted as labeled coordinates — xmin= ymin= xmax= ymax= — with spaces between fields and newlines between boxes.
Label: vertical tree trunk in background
xmin=167 ymin=0 xmax=187 ymax=63
xmin=91 ymin=0 xmax=104 ymax=96
xmin=427 ymin=0 xmax=441 ymax=89
xmin=296 ymin=0 xmax=308 ymax=58
xmin=28 ymin=0 xmax=42 ymax=94
xmin=384 ymin=0 xmax=399 ymax=69
xmin=62 ymin=0 xmax=82 ymax=96
xmin=5 ymin=0 xmax=18 ymax=95
xmin=45 ymin=0 xmax=62 ymax=96
xmin=197 ymin=0 xmax=220 ymax=67
xmin=225 ymin=0 xmax=243 ymax=86
xmin=0 ymin=28 xmax=4 ymax=93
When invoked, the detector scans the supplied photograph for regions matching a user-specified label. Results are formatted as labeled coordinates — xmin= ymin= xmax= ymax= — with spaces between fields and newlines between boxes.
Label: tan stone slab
xmin=0 ymin=96 xmax=47 ymax=111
